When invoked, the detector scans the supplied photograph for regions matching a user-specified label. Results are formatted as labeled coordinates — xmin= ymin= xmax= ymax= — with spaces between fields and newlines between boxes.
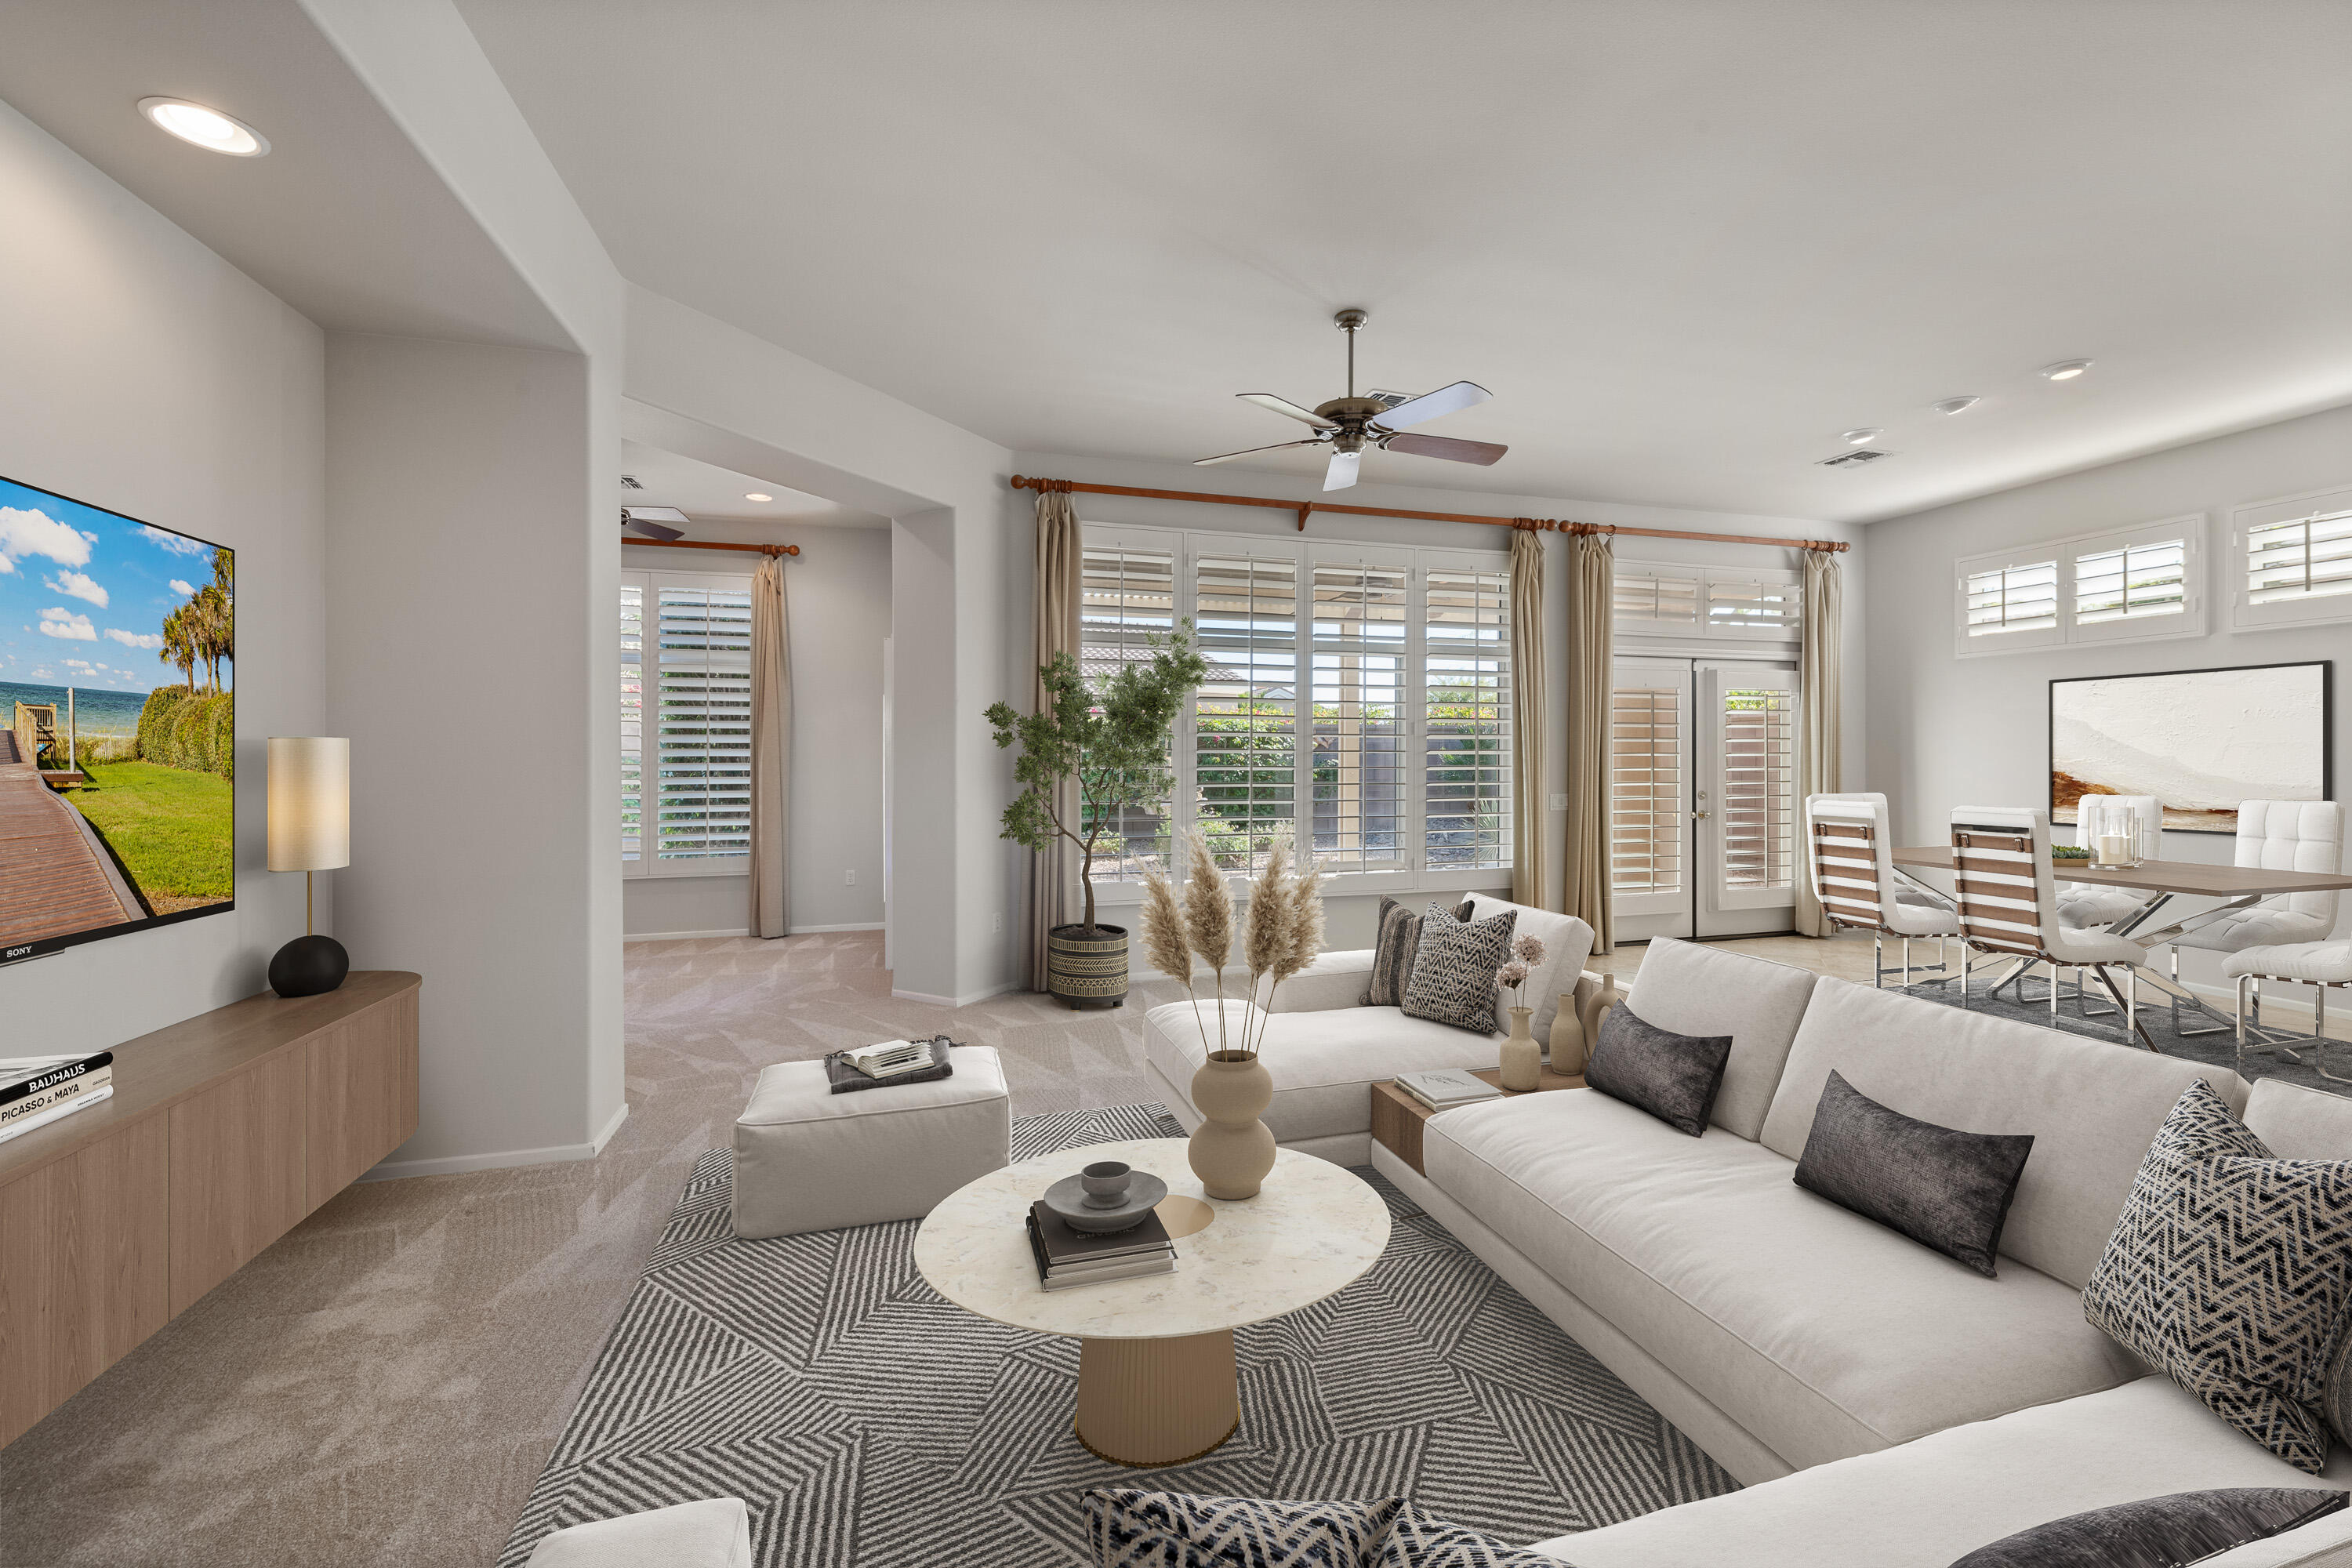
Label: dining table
xmin=1890 ymin=845 xmax=2352 ymax=1045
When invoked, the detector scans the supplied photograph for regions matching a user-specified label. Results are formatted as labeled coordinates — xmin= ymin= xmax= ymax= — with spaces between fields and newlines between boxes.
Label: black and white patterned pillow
xmin=2083 ymin=1080 xmax=2352 ymax=1474
xmin=1083 ymin=1490 xmax=1399 ymax=1567
xmin=1401 ymin=902 xmax=1517 ymax=1036
xmin=1361 ymin=897 xmax=1474 ymax=1008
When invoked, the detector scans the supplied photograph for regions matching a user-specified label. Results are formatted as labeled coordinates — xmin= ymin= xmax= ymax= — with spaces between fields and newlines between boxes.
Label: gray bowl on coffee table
xmin=1041 ymin=1170 xmax=1170 ymax=1234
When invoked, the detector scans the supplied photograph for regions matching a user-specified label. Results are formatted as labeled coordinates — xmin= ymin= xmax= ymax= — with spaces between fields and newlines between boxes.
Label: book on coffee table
xmin=1025 ymin=1201 xmax=1176 ymax=1291
xmin=1395 ymin=1068 xmax=1504 ymax=1112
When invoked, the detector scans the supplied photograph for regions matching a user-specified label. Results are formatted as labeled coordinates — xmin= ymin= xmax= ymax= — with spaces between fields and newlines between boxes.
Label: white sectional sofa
xmin=1364 ymin=937 xmax=2352 ymax=1566
xmin=1143 ymin=894 xmax=1594 ymax=1167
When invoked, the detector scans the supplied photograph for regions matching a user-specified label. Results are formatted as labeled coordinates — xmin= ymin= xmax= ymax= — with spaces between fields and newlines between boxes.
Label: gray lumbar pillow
xmin=1584 ymin=1001 xmax=1733 ymax=1137
xmin=1794 ymin=1070 xmax=2034 ymax=1278
xmin=1947 ymin=1487 xmax=2346 ymax=1567
xmin=1399 ymin=902 xmax=1515 ymax=1035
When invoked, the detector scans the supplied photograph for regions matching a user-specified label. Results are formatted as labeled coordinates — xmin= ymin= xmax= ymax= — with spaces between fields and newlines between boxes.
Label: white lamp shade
xmin=267 ymin=737 xmax=350 ymax=872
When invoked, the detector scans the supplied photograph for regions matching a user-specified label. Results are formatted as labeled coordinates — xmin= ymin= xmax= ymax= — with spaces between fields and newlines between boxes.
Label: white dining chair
xmin=2152 ymin=800 xmax=2344 ymax=1037
xmin=1805 ymin=793 xmax=1959 ymax=989
xmin=1950 ymin=805 xmax=2153 ymax=1048
xmin=2226 ymin=939 xmax=2352 ymax=1083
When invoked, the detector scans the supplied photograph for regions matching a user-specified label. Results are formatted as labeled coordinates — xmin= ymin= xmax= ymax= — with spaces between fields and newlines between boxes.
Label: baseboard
xmin=788 ymin=921 xmax=884 ymax=934
xmin=358 ymin=1102 xmax=630 ymax=1181
xmin=889 ymin=979 xmax=1023 ymax=1007
xmin=623 ymin=927 xmax=749 ymax=942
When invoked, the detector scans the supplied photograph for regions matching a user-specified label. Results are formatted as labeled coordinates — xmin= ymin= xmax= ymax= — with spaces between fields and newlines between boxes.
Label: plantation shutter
xmin=1078 ymin=538 xmax=1178 ymax=877
xmin=620 ymin=578 xmax=644 ymax=865
xmin=1704 ymin=573 xmax=1802 ymax=639
xmin=652 ymin=579 xmax=753 ymax=865
xmin=2075 ymin=537 xmax=2187 ymax=625
xmin=1422 ymin=562 xmax=1511 ymax=873
xmin=1613 ymin=568 xmax=1700 ymax=633
xmin=2246 ymin=509 xmax=2352 ymax=608
xmin=1610 ymin=683 xmax=1685 ymax=900
xmin=1962 ymin=560 xmax=2060 ymax=638
xmin=1194 ymin=550 xmax=1300 ymax=871
xmin=1715 ymin=676 xmax=1796 ymax=895
xmin=1308 ymin=553 xmax=1409 ymax=873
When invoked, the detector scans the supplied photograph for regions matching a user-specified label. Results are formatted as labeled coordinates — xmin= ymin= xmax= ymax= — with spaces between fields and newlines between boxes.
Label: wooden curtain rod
xmin=621 ymin=538 xmax=800 ymax=557
xmin=1009 ymin=474 xmax=1848 ymax=553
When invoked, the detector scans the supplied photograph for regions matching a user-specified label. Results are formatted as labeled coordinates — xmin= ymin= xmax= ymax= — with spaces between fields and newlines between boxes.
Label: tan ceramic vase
xmin=1548 ymin=991 xmax=1588 ymax=1076
xmin=1189 ymin=1051 xmax=1276 ymax=1200
xmin=1577 ymin=971 xmax=1622 ymax=1055
xmin=1499 ymin=1005 xmax=1542 ymax=1091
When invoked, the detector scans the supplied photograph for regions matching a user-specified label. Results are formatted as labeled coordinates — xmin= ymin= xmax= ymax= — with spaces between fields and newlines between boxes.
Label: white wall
xmin=622 ymin=522 xmax=891 ymax=938
xmin=0 ymin=97 xmax=324 ymax=1046
xmin=624 ymin=288 xmax=1018 ymax=1004
xmin=1006 ymin=452 xmax=1867 ymax=953
xmin=1865 ymin=401 xmax=2352 ymax=996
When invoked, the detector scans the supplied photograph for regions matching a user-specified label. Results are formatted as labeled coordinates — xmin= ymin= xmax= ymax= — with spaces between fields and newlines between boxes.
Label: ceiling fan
xmin=1195 ymin=309 xmax=1507 ymax=492
xmin=620 ymin=505 xmax=689 ymax=541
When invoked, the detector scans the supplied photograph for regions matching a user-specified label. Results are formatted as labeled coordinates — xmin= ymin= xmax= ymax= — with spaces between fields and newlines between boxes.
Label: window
xmin=1962 ymin=559 xmax=2061 ymax=644
xmin=1955 ymin=516 xmax=2204 ymax=656
xmin=1080 ymin=539 xmax=1177 ymax=878
xmin=2233 ymin=485 xmax=2352 ymax=631
xmin=1424 ymin=563 xmax=1511 ymax=869
xmin=1716 ymin=681 xmax=1795 ymax=894
xmin=1076 ymin=526 xmax=1511 ymax=892
xmin=620 ymin=569 xmax=753 ymax=876
xmin=1610 ymin=682 xmax=1684 ymax=898
xmin=1615 ymin=561 xmax=1800 ymax=642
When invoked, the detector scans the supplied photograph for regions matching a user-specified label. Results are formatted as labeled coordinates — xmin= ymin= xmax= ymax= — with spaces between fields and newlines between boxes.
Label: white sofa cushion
xmin=1620 ymin=938 xmax=1817 ymax=1141
xmin=1759 ymin=977 xmax=2251 ymax=1288
xmin=1424 ymin=1089 xmax=2143 ymax=1472
xmin=1541 ymin=1377 xmax=2352 ymax=1568
xmin=2245 ymin=1076 xmax=2352 ymax=1160
xmin=1145 ymin=997 xmax=1506 ymax=1144
xmin=1461 ymin=895 xmax=1595 ymax=1037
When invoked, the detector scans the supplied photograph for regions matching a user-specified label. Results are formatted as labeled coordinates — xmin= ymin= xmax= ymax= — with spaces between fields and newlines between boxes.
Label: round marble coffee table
xmin=913 ymin=1139 xmax=1390 ymax=1467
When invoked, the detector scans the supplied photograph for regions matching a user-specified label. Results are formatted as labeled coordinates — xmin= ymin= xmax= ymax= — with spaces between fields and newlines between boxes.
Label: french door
xmin=1610 ymin=657 xmax=1799 ymax=942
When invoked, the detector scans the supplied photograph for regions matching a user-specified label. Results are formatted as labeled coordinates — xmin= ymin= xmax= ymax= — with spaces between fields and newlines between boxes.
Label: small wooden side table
xmin=1370 ymin=1066 xmax=1584 ymax=1178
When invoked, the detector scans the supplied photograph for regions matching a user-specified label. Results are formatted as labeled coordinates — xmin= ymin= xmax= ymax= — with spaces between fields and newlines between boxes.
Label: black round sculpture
xmin=270 ymin=933 xmax=350 ymax=997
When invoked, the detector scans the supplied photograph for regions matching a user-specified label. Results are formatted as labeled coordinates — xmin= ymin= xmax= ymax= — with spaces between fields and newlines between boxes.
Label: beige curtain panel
xmin=1508 ymin=528 xmax=1548 ymax=909
xmin=748 ymin=554 xmax=793 ymax=940
xmin=1795 ymin=547 xmax=1844 ymax=938
xmin=1562 ymin=532 xmax=1614 ymax=952
xmin=1027 ymin=489 xmax=1083 ymax=991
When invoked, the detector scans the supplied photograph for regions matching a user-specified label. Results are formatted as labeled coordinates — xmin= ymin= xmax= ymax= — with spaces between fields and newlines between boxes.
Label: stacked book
xmin=0 ymin=1051 xmax=115 ymax=1146
xmin=1394 ymin=1068 xmax=1504 ymax=1112
xmin=842 ymin=1040 xmax=937 ymax=1080
xmin=1025 ymin=1203 xmax=1178 ymax=1293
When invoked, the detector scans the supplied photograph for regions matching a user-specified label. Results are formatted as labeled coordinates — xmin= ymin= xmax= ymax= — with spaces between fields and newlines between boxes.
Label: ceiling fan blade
xmin=1383 ymin=432 xmax=1508 ymax=466
xmin=1193 ymin=439 xmax=1324 ymax=467
xmin=1323 ymin=450 xmax=1361 ymax=492
xmin=1372 ymin=379 xmax=1492 ymax=430
xmin=1239 ymin=393 xmax=1338 ymax=430
xmin=621 ymin=506 xmax=690 ymax=541
xmin=622 ymin=517 xmax=687 ymax=541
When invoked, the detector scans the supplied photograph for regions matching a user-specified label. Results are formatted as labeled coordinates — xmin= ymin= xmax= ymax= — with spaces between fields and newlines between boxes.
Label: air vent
xmin=619 ymin=474 xmax=645 ymax=490
xmin=1817 ymin=448 xmax=1893 ymax=469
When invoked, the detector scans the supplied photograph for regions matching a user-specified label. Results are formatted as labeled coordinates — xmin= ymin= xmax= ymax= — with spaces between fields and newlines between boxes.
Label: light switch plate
xmin=1548 ymin=793 xmax=1569 ymax=811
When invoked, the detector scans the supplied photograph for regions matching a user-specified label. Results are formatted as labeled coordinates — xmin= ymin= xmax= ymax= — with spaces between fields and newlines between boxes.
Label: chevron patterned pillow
xmin=1401 ymin=902 xmax=1517 ymax=1036
xmin=2083 ymin=1080 xmax=2352 ymax=1474
xmin=1083 ymin=1490 xmax=1400 ymax=1566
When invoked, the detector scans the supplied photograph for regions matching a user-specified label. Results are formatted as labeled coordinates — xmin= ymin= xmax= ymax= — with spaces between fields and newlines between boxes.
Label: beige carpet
xmin=0 ymin=930 xmax=1864 ymax=1566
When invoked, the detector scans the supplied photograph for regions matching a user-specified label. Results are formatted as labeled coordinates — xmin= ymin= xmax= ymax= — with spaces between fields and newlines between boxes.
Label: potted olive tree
xmin=987 ymin=626 xmax=1207 ymax=1008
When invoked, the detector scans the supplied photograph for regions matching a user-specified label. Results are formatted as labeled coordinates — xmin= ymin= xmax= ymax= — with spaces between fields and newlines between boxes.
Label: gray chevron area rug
xmin=499 ymin=1102 xmax=1738 ymax=1566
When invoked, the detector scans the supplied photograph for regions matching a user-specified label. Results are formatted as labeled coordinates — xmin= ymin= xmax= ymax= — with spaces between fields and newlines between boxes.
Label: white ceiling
xmin=619 ymin=440 xmax=887 ymax=529
xmin=0 ymin=0 xmax=572 ymax=350
xmin=459 ymin=0 xmax=2352 ymax=523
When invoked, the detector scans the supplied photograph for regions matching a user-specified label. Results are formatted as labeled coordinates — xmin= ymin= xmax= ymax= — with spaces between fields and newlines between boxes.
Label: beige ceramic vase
xmin=1548 ymin=991 xmax=1588 ymax=1076
xmin=1189 ymin=1051 xmax=1276 ymax=1200
xmin=1499 ymin=1005 xmax=1542 ymax=1091
xmin=1577 ymin=971 xmax=1623 ymax=1055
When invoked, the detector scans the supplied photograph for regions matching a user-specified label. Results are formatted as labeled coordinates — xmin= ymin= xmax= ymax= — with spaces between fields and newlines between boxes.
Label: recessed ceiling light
xmin=744 ymin=492 xmax=773 ymax=503
xmin=1933 ymin=396 xmax=1980 ymax=416
xmin=1841 ymin=428 xmax=1882 ymax=445
xmin=138 ymin=96 xmax=270 ymax=157
xmin=2040 ymin=360 xmax=2092 ymax=381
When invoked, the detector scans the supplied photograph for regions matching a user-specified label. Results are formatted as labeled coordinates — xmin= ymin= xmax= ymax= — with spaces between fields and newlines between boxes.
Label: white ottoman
xmin=526 ymin=1498 xmax=750 ymax=1566
xmin=731 ymin=1045 xmax=1011 ymax=1238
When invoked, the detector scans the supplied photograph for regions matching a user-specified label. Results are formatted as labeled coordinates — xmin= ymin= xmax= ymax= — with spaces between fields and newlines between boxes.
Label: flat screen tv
xmin=0 ymin=474 xmax=234 ymax=965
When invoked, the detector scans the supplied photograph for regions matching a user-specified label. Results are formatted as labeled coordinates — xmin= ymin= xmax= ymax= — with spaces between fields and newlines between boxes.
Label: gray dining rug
xmin=1896 ymin=969 xmax=2350 ymax=1097
xmin=499 ymin=1103 xmax=1737 ymax=1566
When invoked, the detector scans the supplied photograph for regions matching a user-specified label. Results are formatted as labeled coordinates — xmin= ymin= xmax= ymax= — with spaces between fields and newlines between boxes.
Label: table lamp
xmin=267 ymin=736 xmax=351 ymax=997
